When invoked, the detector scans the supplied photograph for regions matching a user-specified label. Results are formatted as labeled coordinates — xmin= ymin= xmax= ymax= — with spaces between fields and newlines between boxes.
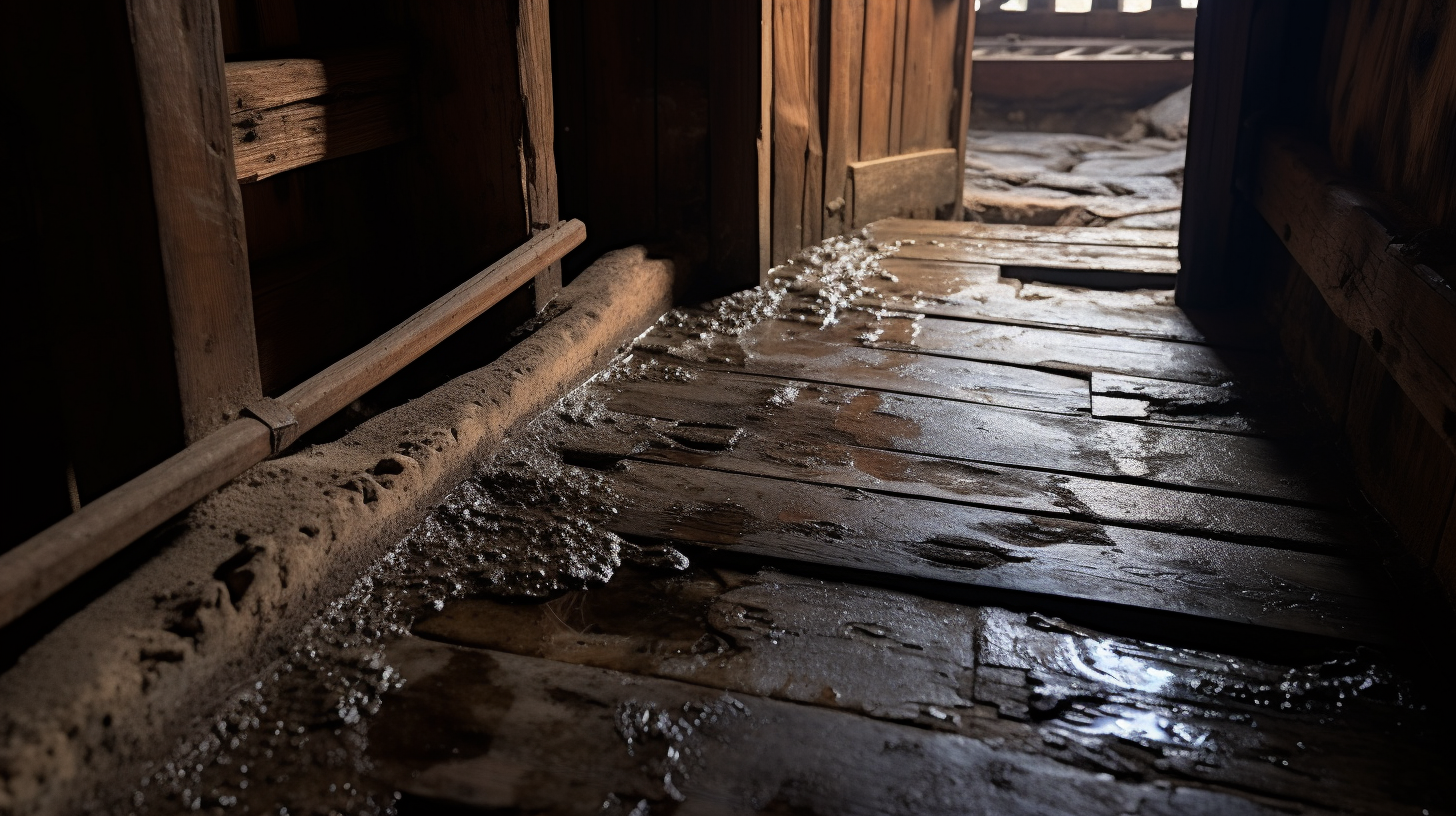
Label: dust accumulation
xmin=117 ymin=233 xmax=906 ymax=815
xmin=113 ymin=231 xmax=1444 ymax=815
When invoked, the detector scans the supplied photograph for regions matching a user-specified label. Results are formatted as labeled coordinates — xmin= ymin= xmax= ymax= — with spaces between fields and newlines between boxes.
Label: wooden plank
xmin=771 ymin=0 xmax=812 ymax=262
xmin=870 ymin=218 xmax=1181 ymax=248
xmin=848 ymin=148 xmax=959 ymax=227
xmin=413 ymin=573 xmax=1433 ymax=813
xmin=223 ymin=50 xmax=404 ymax=112
xmin=867 ymin=258 xmax=1220 ymax=343
xmin=375 ymin=638 xmax=1310 ymax=815
xmin=897 ymin=0 xmax=936 ymax=152
xmin=516 ymin=0 xmax=563 ymax=309
xmin=230 ymin=91 xmax=408 ymax=183
xmin=555 ymin=406 xmax=1349 ymax=547
xmin=951 ymin=0 xmax=975 ymax=221
xmin=858 ymin=0 xmax=897 ymax=161
xmin=709 ymin=0 xmax=766 ymax=292
xmin=414 ymin=568 xmax=987 ymax=731
xmin=1326 ymin=0 xmax=1456 ymax=232
xmin=887 ymin=0 xmax=910 ymax=155
xmin=1176 ymin=0 xmax=1255 ymax=305
xmin=594 ymin=367 xmax=1328 ymax=502
xmin=130 ymin=0 xmax=262 ymax=441
xmin=1090 ymin=372 xmax=1271 ymax=436
xmin=759 ymin=0 xmax=774 ymax=277
xmin=597 ymin=461 xmax=1386 ymax=640
xmin=635 ymin=321 xmax=1093 ymax=413
xmin=858 ymin=314 xmax=1248 ymax=385
xmin=823 ymin=0 xmax=864 ymax=236
xmin=1254 ymin=132 xmax=1456 ymax=453
xmin=1343 ymin=343 xmax=1456 ymax=565
xmin=888 ymin=235 xmax=1181 ymax=275
xmin=801 ymin=0 xmax=826 ymax=247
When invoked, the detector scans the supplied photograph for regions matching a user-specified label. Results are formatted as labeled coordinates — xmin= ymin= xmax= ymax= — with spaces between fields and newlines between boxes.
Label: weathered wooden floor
xmin=130 ymin=221 xmax=1453 ymax=815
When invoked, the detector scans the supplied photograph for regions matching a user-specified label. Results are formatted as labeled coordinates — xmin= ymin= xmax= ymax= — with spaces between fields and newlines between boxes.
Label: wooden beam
xmin=128 ymin=0 xmax=262 ymax=442
xmin=1175 ymin=0 xmax=1255 ymax=307
xmin=515 ymin=0 xmax=563 ymax=309
xmin=1254 ymin=132 xmax=1456 ymax=453
xmin=225 ymin=52 xmax=409 ymax=183
xmin=770 ymin=0 xmax=812 ymax=262
xmin=847 ymin=148 xmax=960 ymax=227
xmin=0 ymin=221 xmax=586 ymax=629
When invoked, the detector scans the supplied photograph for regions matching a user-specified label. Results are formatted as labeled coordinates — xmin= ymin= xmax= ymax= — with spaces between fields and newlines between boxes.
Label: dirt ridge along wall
xmin=0 ymin=248 xmax=675 ymax=816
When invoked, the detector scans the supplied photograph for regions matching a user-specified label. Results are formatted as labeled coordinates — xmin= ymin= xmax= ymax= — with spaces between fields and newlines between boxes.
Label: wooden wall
xmin=1180 ymin=0 xmax=1456 ymax=604
xmin=550 ymin=0 xmax=762 ymax=300
xmin=769 ymin=0 xmax=975 ymax=265
xmin=0 ymin=1 xmax=561 ymax=553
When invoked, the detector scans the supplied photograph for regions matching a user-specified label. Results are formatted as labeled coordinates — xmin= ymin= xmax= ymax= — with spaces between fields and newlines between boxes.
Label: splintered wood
xmin=121 ymin=220 xmax=1451 ymax=815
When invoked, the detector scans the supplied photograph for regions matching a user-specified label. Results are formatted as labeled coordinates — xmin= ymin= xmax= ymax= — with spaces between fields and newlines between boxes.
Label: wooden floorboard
xmin=407 ymin=569 xmax=1436 ymax=814
xmin=594 ymin=460 xmax=1386 ymax=641
xmin=862 ymin=257 xmax=1270 ymax=347
xmin=376 ymin=636 xmax=1325 ymax=816
xmin=868 ymin=218 xmax=1181 ymax=248
xmin=592 ymin=367 xmax=1330 ymax=503
xmin=634 ymin=321 xmax=1094 ymax=414
xmin=554 ymin=408 xmax=1349 ymax=548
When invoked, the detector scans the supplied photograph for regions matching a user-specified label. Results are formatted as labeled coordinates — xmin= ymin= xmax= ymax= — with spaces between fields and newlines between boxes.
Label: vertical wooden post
xmin=127 ymin=0 xmax=262 ymax=442
xmin=759 ymin=0 xmax=775 ymax=278
xmin=951 ymin=0 xmax=976 ymax=220
xmin=1176 ymin=0 xmax=1257 ymax=307
xmin=517 ymin=0 xmax=564 ymax=309
xmin=771 ymin=0 xmax=813 ymax=264
xmin=824 ymin=1 xmax=866 ymax=236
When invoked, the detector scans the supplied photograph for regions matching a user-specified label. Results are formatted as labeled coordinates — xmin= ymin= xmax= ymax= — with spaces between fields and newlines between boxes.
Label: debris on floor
xmin=964 ymin=85 xmax=1190 ymax=230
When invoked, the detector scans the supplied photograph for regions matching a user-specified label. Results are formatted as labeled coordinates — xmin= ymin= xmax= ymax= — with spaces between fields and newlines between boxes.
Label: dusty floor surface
xmin=964 ymin=86 xmax=1189 ymax=230
xmin=107 ymin=229 xmax=1452 ymax=816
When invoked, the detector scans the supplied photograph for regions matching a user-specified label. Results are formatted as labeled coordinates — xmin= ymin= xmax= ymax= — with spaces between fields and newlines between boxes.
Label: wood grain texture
xmin=859 ymin=0 xmax=897 ymax=161
xmin=871 ymin=218 xmax=1181 ymax=248
xmin=377 ymin=638 xmax=1314 ymax=815
xmin=230 ymin=91 xmax=408 ymax=183
xmin=128 ymin=0 xmax=262 ymax=441
xmin=887 ymin=0 xmax=910 ymax=155
xmin=597 ymin=368 xmax=1327 ymax=503
xmin=868 ymin=258 xmax=1212 ymax=342
xmin=1343 ymin=343 xmax=1456 ymax=565
xmin=1254 ymin=132 xmax=1456 ymax=453
xmin=771 ymin=0 xmax=813 ymax=261
xmin=516 ymin=0 xmax=563 ymax=308
xmin=599 ymin=461 xmax=1385 ymax=641
xmin=951 ymin=0 xmax=974 ymax=221
xmin=848 ymin=148 xmax=959 ymax=227
xmin=888 ymin=235 xmax=1181 ymax=274
xmin=1326 ymin=0 xmax=1456 ymax=231
xmin=823 ymin=0 xmax=864 ymax=236
xmin=557 ymin=405 xmax=1349 ymax=548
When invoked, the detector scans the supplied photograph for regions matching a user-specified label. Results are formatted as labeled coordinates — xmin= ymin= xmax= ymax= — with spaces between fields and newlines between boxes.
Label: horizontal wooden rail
xmin=1254 ymin=132 xmax=1456 ymax=453
xmin=226 ymin=50 xmax=409 ymax=182
xmin=0 ymin=220 xmax=586 ymax=629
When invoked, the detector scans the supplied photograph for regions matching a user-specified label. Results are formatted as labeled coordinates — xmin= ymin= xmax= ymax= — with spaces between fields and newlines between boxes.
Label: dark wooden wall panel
xmin=551 ymin=0 xmax=762 ymax=298
xmin=3 ymin=3 xmax=186 ymax=517
xmin=1184 ymin=0 xmax=1456 ymax=605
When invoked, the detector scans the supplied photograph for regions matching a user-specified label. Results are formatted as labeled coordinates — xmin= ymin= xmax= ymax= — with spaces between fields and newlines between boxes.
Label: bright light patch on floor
xmin=1122 ymin=0 xmax=1153 ymax=11
xmin=1056 ymin=0 xmax=1094 ymax=11
xmin=999 ymin=0 xmax=1028 ymax=11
